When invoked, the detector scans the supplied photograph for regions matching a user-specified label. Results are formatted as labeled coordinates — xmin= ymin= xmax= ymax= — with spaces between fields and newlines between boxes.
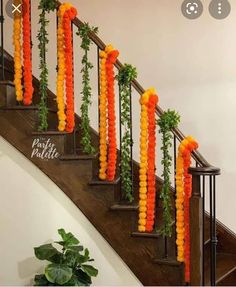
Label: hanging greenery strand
xmin=117 ymin=64 xmax=137 ymax=202
xmin=158 ymin=109 xmax=180 ymax=237
xmin=77 ymin=23 xmax=98 ymax=154
xmin=37 ymin=0 xmax=57 ymax=131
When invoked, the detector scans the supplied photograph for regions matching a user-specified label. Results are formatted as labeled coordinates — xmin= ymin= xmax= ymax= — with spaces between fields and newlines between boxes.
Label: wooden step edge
xmin=60 ymin=153 xmax=98 ymax=161
xmin=32 ymin=131 xmax=70 ymax=136
xmin=131 ymin=231 xmax=160 ymax=238
xmin=88 ymin=177 xmax=120 ymax=186
xmin=110 ymin=203 xmax=139 ymax=211
xmin=216 ymin=266 xmax=236 ymax=285
xmin=1 ymin=105 xmax=57 ymax=113
xmin=0 ymin=80 xmax=14 ymax=86
xmin=153 ymin=257 xmax=182 ymax=267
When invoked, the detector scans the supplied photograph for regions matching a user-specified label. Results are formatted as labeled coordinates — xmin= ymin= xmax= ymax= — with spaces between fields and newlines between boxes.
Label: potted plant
xmin=33 ymin=228 xmax=98 ymax=286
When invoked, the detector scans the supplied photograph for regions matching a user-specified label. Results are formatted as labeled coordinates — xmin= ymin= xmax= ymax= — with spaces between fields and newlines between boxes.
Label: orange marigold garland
xmin=175 ymin=136 xmax=198 ymax=283
xmin=56 ymin=3 xmax=77 ymax=132
xmin=56 ymin=4 xmax=67 ymax=131
xmin=98 ymin=45 xmax=119 ymax=181
xmin=63 ymin=6 xmax=77 ymax=133
xmin=13 ymin=0 xmax=23 ymax=102
xmin=106 ymin=45 xmax=119 ymax=181
xmin=98 ymin=50 xmax=108 ymax=180
xmin=146 ymin=93 xmax=159 ymax=232
xmin=22 ymin=0 xmax=34 ymax=105
xmin=138 ymin=88 xmax=158 ymax=232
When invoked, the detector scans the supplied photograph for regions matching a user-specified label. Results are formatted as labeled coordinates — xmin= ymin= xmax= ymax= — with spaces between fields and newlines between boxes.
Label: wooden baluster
xmin=189 ymin=171 xmax=203 ymax=286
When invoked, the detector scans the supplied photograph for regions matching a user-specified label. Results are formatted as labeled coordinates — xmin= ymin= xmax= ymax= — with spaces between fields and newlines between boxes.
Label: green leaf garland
xmin=77 ymin=23 xmax=98 ymax=154
xmin=117 ymin=64 xmax=137 ymax=202
xmin=158 ymin=109 xmax=180 ymax=237
xmin=37 ymin=0 xmax=57 ymax=131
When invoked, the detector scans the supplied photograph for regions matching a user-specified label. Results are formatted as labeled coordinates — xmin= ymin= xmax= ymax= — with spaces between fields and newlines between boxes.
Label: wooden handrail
xmin=57 ymin=0 xmax=213 ymax=168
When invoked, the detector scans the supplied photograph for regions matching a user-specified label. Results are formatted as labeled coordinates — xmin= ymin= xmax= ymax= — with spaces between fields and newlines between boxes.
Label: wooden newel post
xmin=189 ymin=172 xmax=203 ymax=286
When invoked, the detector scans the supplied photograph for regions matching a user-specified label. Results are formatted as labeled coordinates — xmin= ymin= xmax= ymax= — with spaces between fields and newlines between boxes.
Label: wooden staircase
xmin=1 ymin=36 xmax=236 ymax=286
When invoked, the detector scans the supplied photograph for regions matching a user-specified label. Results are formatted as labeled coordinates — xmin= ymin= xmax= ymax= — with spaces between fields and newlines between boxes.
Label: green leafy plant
xmin=37 ymin=0 xmax=57 ymax=131
xmin=158 ymin=110 xmax=180 ymax=237
xmin=117 ymin=64 xmax=137 ymax=202
xmin=34 ymin=228 xmax=98 ymax=286
xmin=77 ymin=23 xmax=98 ymax=154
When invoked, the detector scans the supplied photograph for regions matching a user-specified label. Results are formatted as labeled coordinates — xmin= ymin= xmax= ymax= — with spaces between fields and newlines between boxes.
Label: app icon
xmin=181 ymin=0 xmax=204 ymax=19
xmin=209 ymin=0 xmax=231 ymax=20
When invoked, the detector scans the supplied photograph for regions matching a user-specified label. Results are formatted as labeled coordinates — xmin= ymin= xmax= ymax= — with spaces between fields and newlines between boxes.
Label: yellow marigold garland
xmin=56 ymin=4 xmax=67 ymax=131
xmin=99 ymin=50 xmax=108 ymax=180
xmin=13 ymin=0 xmax=23 ymax=102
xmin=98 ymin=44 xmax=119 ymax=181
xmin=175 ymin=136 xmax=199 ymax=283
xmin=175 ymin=153 xmax=185 ymax=262
xmin=138 ymin=88 xmax=156 ymax=232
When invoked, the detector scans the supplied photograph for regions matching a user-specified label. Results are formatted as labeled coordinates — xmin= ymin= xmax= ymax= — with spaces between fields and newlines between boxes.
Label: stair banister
xmin=0 ymin=0 xmax=5 ymax=81
xmin=189 ymin=166 xmax=220 ymax=286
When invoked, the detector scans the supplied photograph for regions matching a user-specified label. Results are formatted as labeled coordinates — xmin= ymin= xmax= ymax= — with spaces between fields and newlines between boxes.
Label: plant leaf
xmin=58 ymin=229 xmax=79 ymax=246
xmin=34 ymin=244 xmax=60 ymax=261
xmin=34 ymin=274 xmax=50 ymax=286
xmin=45 ymin=264 xmax=72 ymax=285
xmin=81 ymin=264 xmax=98 ymax=277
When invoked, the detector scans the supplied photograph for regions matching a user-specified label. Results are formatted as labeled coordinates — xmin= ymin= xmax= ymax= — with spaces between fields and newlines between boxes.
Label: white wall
xmin=0 ymin=137 xmax=141 ymax=286
xmin=3 ymin=0 xmax=236 ymax=233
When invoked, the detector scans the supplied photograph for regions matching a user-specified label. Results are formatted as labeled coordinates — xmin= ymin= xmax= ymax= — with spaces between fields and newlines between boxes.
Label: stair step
xmin=110 ymin=202 xmax=139 ymax=211
xmin=32 ymin=131 xmax=69 ymax=136
xmin=153 ymin=258 xmax=182 ymax=267
xmin=0 ymin=80 xmax=14 ymax=86
xmin=205 ymin=253 xmax=236 ymax=285
xmin=131 ymin=231 xmax=160 ymax=238
xmin=2 ymin=105 xmax=57 ymax=112
xmin=60 ymin=153 xmax=98 ymax=161
xmin=89 ymin=177 xmax=120 ymax=186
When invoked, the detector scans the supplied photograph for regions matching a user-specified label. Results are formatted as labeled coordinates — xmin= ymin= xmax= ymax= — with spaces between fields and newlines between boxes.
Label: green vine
xmin=117 ymin=64 xmax=137 ymax=202
xmin=37 ymin=0 xmax=57 ymax=131
xmin=77 ymin=23 xmax=98 ymax=154
xmin=158 ymin=109 xmax=180 ymax=237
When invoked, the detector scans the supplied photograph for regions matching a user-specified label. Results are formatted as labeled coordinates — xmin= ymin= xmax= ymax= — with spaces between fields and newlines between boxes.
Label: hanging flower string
xmin=13 ymin=0 xmax=23 ymax=102
xmin=175 ymin=136 xmax=198 ymax=283
xmin=22 ymin=0 xmax=34 ymax=105
xmin=56 ymin=4 xmax=67 ymax=131
xmin=56 ymin=3 xmax=77 ymax=132
xmin=63 ymin=6 xmax=77 ymax=133
xmin=146 ymin=93 xmax=159 ymax=232
xmin=98 ymin=45 xmax=119 ymax=181
xmin=138 ymin=88 xmax=158 ymax=232
xmin=98 ymin=50 xmax=108 ymax=180
xmin=106 ymin=45 xmax=119 ymax=181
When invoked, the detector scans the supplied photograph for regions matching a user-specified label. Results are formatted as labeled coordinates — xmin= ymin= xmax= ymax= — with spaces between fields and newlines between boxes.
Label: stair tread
xmin=60 ymin=153 xmax=98 ymax=161
xmin=32 ymin=131 xmax=69 ymax=136
xmin=205 ymin=253 xmax=236 ymax=285
xmin=132 ymin=231 xmax=160 ymax=238
xmin=110 ymin=202 xmax=139 ymax=211
xmin=89 ymin=177 xmax=120 ymax=186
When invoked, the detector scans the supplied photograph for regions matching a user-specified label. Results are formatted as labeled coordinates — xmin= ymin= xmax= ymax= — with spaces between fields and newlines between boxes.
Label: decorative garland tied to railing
xmin=13 ymin=0 xmax=23 ymax=102
xmin=175 ymin=136 xmax=198 ymax=283
xmin=117 ymin=64 xmax=137 ymax=202
xmin=37 ymin=0 xmax=57 ymax=131
xmin=158 ymin=110 xmax=180 ymax=237
xmin=13 ymin=0 xmax=34 ymax=104
xmin=56 ymin=3 xmax=77 ymax=133
xmin=98 ymin=45 xmax=119 ymax=181
xmin=138 ymin=88 xmax=159 ymax=232
xmin=77 ymin=23 xmax=98 ymax=154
